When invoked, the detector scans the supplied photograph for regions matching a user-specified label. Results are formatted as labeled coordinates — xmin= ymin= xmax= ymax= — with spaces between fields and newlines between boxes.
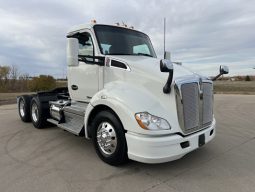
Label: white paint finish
xmin=98 ymin=64 xmax=104 ymax=90
xmin=126 ymin=120 xmax=216 ymax=163
xmin=67 ymin=23 xmax=94 ymax=35
xmin=68 ymin=63 xmax=99 ymax=102
xmin=67 ymin=28 xmax=102 ymax=102
xmin=87 ymin=55 xmax=199 ymax=136
xmin=88 ymin=84 xmax=173 ymax=136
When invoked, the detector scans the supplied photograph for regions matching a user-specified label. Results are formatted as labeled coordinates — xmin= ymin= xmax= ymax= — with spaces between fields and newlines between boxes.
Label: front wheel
xmin=92 ymin=110 xmax=128 ymax=166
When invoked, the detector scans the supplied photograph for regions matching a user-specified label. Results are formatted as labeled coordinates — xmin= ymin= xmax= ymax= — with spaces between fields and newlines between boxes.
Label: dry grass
xmin=0 ymin=92 xmax=33 ymax=105
xmin=214 ymin=81 xmax=255 ymax=94
xmin=56 ymin=80 xmax=67 ymax=87
xmin=0 ymin=81 xmax=67 ymax=105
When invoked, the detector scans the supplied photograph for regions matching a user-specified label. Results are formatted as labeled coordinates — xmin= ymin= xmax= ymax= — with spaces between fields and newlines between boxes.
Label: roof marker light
xmin=91 ymin=19 xmax=97 ymax=24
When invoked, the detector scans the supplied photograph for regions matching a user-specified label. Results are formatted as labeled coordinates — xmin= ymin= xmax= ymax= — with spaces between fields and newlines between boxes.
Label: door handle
xmin=71 ymin=85 xmax=78 ymax=90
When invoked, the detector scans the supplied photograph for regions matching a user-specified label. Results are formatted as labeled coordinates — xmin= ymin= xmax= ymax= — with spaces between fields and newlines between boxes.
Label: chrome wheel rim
xmin=31 ymin=103 xmax=39 ymax=122
xmin=19 ymin=99 xmax=25 ymax=117
xmin=97 ymin=122 xmax=117 ymax=156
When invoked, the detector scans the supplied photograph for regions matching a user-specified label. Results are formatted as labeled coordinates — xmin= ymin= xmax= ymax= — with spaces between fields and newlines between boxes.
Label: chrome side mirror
xmin=212 ymin=65 xmax=229 ymax=81
xmin=220 ymin=65 xmax=229 ymax=75
xmin=160 ymin=59 xmax=174 ymax=94
xmin=67 ymin=38 xmax=79 ymax=66
xmin=160 ymin=59 xmax=173 ymax=72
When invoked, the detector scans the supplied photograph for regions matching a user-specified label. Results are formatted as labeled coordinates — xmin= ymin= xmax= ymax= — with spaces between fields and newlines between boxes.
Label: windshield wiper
xmin=106 ymin=53 xmax=153 ymax=57
xmin=106 ymin=53 xmax=133 ymax=55
xmin=135 ymin=53 xmax=153 ymax=57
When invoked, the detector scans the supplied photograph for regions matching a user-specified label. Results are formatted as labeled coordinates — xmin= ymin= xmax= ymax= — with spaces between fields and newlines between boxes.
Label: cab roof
xmin=67 ymin=23 xmax=141 ymax=35
xmin=67 ymin=23 xmax=95 ymax=34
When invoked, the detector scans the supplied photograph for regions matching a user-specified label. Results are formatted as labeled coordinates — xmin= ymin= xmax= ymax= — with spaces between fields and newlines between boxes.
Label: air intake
xmin=111 ymin=60 xmax=127 ymax=69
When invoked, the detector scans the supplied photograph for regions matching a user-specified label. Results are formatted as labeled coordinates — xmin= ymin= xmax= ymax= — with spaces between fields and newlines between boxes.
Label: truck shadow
xmin=126 ymin=145 xmax=217 ymax=176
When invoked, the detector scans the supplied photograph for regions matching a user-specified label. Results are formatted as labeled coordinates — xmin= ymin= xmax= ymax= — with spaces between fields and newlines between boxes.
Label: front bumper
xmin=126 ymin=120 xmax=216 ymax=164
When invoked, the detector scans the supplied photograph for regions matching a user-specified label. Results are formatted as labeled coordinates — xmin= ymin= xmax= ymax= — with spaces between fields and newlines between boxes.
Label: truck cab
xmin=17 ymin=22 xmax=229 ymax=165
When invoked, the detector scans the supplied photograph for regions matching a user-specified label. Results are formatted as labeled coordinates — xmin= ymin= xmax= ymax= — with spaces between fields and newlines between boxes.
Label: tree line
xmin=0 ymin=65 xmax=58 ymax=92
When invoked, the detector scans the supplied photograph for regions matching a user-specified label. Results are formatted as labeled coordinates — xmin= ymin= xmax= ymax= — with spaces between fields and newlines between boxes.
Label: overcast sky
xmin=0 ymin=0 xmax=254 ymax=77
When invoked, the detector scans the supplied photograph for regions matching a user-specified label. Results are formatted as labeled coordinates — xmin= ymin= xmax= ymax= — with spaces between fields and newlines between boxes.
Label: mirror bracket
xmin=163 ymin=71 xmax=173 ymax=94
xmin=212 ymin=65 xmax=229 ymax=81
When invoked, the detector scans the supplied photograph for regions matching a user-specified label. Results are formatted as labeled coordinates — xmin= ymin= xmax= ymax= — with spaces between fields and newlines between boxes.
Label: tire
xmin=30 ymin=97 xmax=47 ymax=129
xmin=91 ymin=110 xmax=128 ymax=166
xmin=18 ymin=95 xmax=32 ymax=122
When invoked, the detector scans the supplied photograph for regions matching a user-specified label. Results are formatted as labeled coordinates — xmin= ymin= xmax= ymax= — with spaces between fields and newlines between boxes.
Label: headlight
xmin=135 ymin=112 xmax=171 ymax=130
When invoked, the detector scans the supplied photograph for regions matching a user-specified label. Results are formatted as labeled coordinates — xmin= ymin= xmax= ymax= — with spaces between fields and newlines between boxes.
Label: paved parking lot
xmin=0 ymin=94 xmax=254 ymax=192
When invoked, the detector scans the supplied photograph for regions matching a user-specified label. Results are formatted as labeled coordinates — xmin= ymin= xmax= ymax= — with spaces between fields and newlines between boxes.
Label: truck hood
xmin=108 ymin=55 xmax=196 ymax=81
xmin=102 ymin=55 xmax=209 ymax=136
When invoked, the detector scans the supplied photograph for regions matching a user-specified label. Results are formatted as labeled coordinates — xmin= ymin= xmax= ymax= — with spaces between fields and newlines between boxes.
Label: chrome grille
xmin=175 ymin=79 xmax=213 ymax=135
xmin=181 ymin=83 xmax=199 ymax=130
xmin=202 ymin=82 xmax=213 ymax=126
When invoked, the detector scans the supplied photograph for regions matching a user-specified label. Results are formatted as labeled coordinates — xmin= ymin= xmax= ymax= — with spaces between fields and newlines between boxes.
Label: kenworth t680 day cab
xmin=17 ymin=22 xmax=229 ymax=165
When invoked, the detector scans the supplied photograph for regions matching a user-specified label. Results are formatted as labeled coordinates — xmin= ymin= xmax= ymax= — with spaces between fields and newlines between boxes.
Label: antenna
xmin=164 ymin=17 xmax=166 ymax=59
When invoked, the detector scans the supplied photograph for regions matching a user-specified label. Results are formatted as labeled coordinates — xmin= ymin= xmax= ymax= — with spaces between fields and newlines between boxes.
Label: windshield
xmin=94 ymin=25 xmax=157 ymax=58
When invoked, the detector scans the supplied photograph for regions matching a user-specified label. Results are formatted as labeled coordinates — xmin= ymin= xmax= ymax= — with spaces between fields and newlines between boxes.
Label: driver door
xmin=68 ymin=32 xmax=99 ymax=102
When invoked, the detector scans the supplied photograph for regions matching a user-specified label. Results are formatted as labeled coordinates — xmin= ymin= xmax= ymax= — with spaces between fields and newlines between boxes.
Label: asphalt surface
xmin=0 ymin=94 xmax=254 ymax=192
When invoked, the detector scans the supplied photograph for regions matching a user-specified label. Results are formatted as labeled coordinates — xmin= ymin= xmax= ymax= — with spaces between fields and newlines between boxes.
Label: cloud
xmin=0 ymin=0 xmax=254 ymax=77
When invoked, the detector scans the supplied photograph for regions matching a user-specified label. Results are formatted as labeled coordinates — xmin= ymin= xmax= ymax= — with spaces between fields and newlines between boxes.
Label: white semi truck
xmin=17 ymin=22 xmax=229 ymax=165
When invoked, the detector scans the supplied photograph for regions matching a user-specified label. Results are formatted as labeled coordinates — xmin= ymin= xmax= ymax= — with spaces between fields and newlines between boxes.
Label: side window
xmin=101 ymin=43 xmax=111 ymax=55
xmin=133 ymin=44 xmax=150 ymax=55
xmin=78 ymin=33 xmax=94 ymax=62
